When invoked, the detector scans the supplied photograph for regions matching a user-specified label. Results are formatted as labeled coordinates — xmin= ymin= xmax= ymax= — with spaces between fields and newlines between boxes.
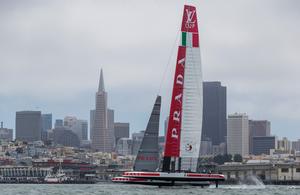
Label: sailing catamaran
xmin=112 ymin=5 xmax=225 ymax=187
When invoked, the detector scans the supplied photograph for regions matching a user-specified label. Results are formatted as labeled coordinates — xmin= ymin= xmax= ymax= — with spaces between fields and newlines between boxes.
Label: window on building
xmin=296 ymin=168 xmax=300 ymax=172
xmin=281 ymin=168 xmax=289 ymax=173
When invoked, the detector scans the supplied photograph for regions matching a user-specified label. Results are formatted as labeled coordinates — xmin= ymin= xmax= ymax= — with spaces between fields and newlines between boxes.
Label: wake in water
xmin=218 ymin=175 xmax=266 ymax=190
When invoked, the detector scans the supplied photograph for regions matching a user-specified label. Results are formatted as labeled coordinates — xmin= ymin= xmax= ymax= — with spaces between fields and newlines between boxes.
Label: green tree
xmin=224 ymin=154 xmax=233 ymax=162
xmin=213 ymin=154 xmax=224 ymax=165
xmin=233 ymin=154 xmax=243 ymax=162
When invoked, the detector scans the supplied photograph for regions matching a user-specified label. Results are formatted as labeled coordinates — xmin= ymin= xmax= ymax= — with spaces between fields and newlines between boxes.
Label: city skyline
xmin=0 ymin=1 xmax=299 ymax=139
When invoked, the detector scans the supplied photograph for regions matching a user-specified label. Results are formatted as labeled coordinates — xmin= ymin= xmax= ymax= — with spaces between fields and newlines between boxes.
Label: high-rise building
xmin=132 ymin=131 xmax=144 ymax=155
xmin=292 ymin=139 xmax=300 ymax=151
xmin=90 ymin=109 xmax=95 ymax=141
xmin=41 ymin=114 xmax=52 ymax=141
xmin=249 ymin=120 xmax=271 ymax=154
xmin=277 ymin=137 xmax=291 ymax=152
xmin=81 ymin=121 xmax=88 ymax=141
xmin=0 ymin=122 xmax=13 ymax=142
xmin=227 ymin=113 xmax=249 ymax=156
xmin=41 ymin=114 xmax=52 ymax=132
xmin=252 ymin=136 xmax=276 ymax=155
xmin=54 ymin=119 xmax=63 ymax=128
xmin=116 ymin=138 xmax=132 ymax=156
xmin=16 ymin=111 xmax=42 ymax=142
xmin=114 ymin=122 xmax=129 ymax=145
xmin=249 ymin=120 xmax=271 ymax=136
xmin=91 ymin=69 xmax=114 ymax=152
xmin=202 ymin=82 xmax=227 ymax=146
xmin=200 ymin=138 xmax=212 ymax=156
xmin=50 ymin=127 xmax=80 ymax=147
xmin=63 ymin=116 xmax=88 ymax=142
xmin=107 ymin=109 xmax=115 ymax=149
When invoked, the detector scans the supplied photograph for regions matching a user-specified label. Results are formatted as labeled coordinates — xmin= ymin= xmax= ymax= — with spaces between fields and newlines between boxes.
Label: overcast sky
xmin=0 ymin=0 xmax=299 ymax=140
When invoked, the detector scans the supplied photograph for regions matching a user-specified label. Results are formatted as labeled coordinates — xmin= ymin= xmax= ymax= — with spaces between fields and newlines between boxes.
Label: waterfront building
xmin=252 ymin=136 xmax=276 ymax=155
xmin=16 ymin=111 xmax=42 ymax=142
xmin=0 ymin=122 xmax=13 ymax=142
xmin=0 ymin=166 xmax=51 ymax=178
xmin=202 ymin=82 xmax=227 ymax=146
xmin=227 ymin=113 xmax=249 ymax=156
xmin=218 ymin=161 xmax=300 ymax=184
xmin=249 ymin=120 xmax=271 ymax=154
xmin=114 ymin=122 xmax=129 ymax=145
xmin=91 ymin=69 xmax=114 ymax=152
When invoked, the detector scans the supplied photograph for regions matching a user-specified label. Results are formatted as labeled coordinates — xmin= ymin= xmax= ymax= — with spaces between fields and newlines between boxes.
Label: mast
xmin=163 ymin=5 xmax=202 ymax=172
xmin=133 ymin=96 xmax=161 ymax=171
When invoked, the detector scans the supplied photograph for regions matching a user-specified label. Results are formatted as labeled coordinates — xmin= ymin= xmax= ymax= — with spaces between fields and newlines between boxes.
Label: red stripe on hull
xmin=187 ymin=173 xmax=225 ymax=179
xmin=123 ymin=172 xmax=160 ymax=177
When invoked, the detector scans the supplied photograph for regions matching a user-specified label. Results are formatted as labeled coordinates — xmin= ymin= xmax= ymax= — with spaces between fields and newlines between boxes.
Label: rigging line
xmin=157 ymin=30 xmax=181 ymax=96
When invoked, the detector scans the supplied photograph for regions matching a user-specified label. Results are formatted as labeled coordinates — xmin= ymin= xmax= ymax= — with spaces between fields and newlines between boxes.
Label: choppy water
xmin=0 ymin=183 xmax=299 ymax=195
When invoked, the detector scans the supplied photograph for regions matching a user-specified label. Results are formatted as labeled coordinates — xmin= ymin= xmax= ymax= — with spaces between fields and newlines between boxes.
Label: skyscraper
xmin=64 ymin=116 xmax=88 ymax=142
xmin=51 ymin=127 xmax=80 ymax=147
xmin=54 ymin=119 xmax=63 ymax=128
xmin=41 ymin=114 xmax=52 ymax=141
xmin=91 ymin=69 xmax=114 ymax=152
xmin=227 ymin=113 xmax=249 ymax=156
xmin=107 ymin=109 xmax=115 ymax=149
xmin=90 ymin=109 xmax=95 ymax=140
xmin=16 ymin=111 xmax=42 ymax=142
xmin=252 ymin=136 xmax=276 ymax=155
xmin=132 ymin=131 xmax=144 ymax=155
xmin=41 ymin=114 xmax=52 ymax=132
xmin=202 ymin=82 xmax=227 ymax=146
xmin=249 ymin=120 xmax=271 ymax=154
xmin=114 ymin=122 xmax=129 ymax=145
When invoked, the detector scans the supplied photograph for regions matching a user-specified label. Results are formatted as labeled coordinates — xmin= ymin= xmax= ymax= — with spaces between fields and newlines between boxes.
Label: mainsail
xmin=133 ymin=96 xmax=161 ymax=171
xmin=163 ymin=5 xmax=202 ymax=172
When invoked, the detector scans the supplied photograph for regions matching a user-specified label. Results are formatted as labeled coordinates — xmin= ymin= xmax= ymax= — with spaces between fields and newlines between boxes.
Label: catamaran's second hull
xmin=112 ymin=176 xmax=211 ymax=187
xmin=111 ymin=171 xmax=224 ymax=186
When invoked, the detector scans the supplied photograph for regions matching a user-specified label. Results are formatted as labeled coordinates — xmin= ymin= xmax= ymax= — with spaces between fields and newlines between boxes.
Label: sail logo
xmin=184 ymin=141 xmax=197 ymax=153
xmin=171 ymin=56 xmax=185 ymax=140
xmin=185 ymin=9 xmax=196 ymax=29
xmin=185 ymin=143 xmax=193 ymax=152
xmin=164 ymin=46 xmax=186 ymax=157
